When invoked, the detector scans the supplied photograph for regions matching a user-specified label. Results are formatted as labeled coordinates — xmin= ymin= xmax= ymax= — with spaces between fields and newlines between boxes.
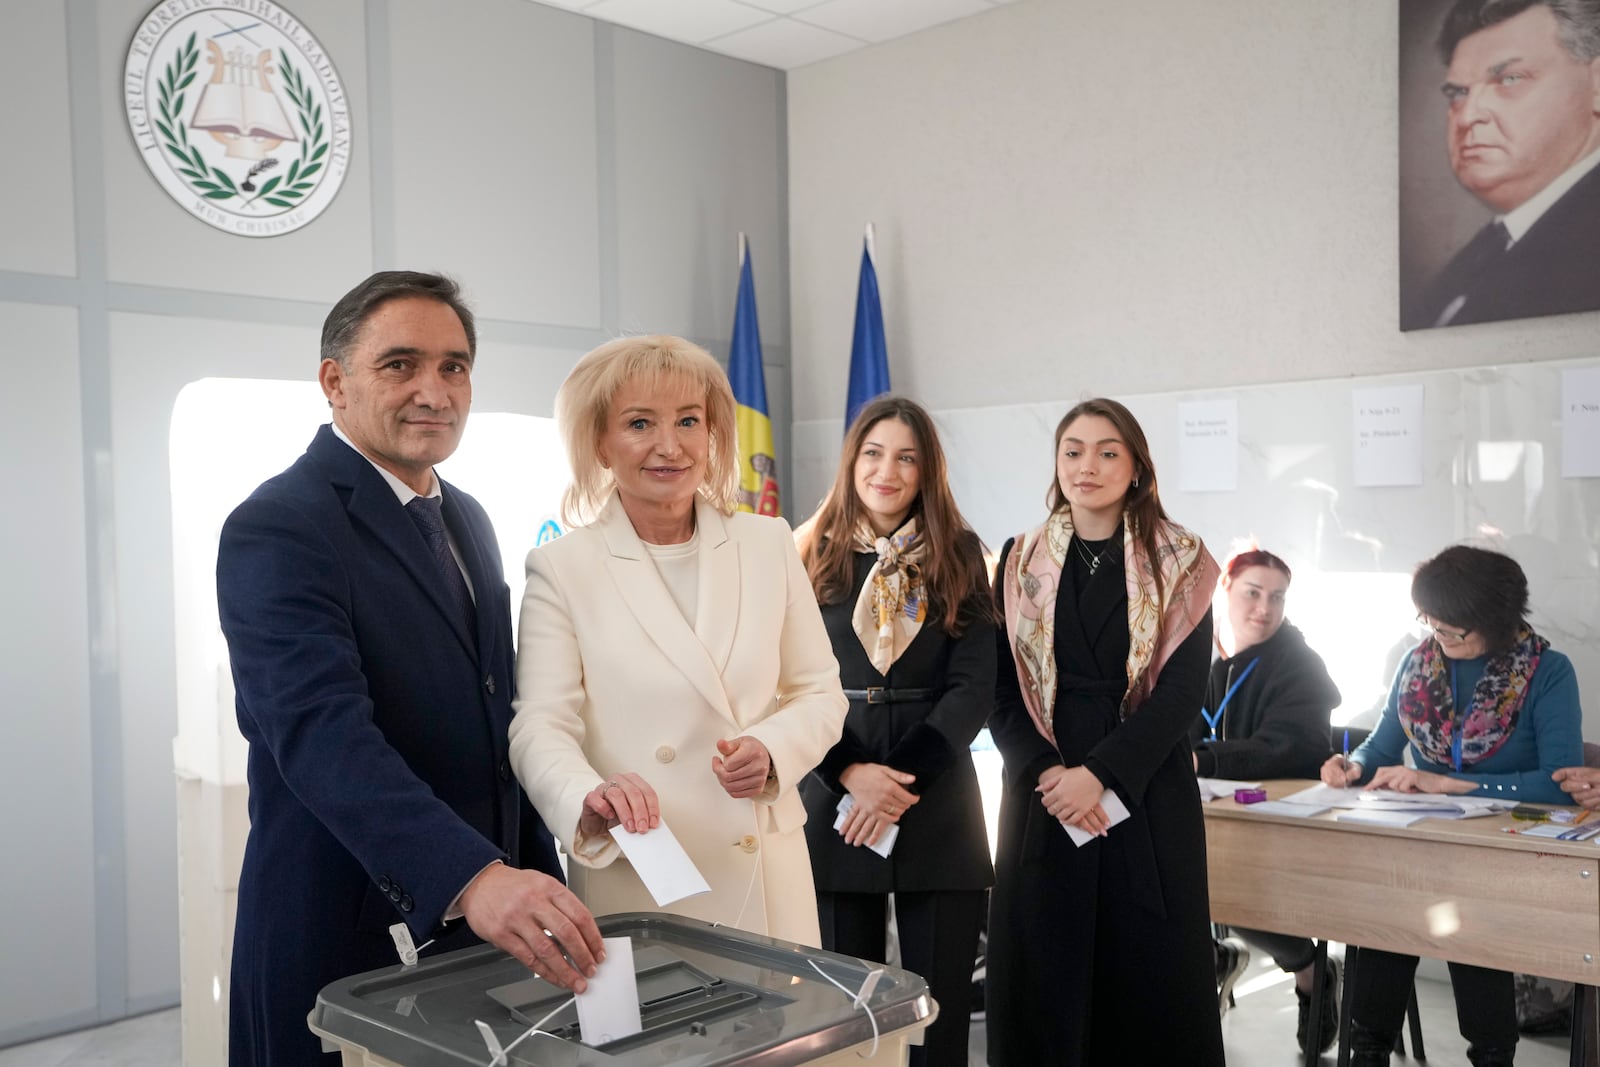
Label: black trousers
xmin=1233 ymin=926 xmax=1319 ymax=973
xmin=816 ymin=888 xmax=986 ymax=1067
xmin=1350 ymin=947 xmax=1518 ymax=1051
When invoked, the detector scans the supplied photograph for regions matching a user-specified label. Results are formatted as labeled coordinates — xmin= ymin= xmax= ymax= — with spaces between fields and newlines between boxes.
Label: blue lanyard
xmin=1201 ymin=658 xmax=1258 ymax=741
xmin=1450 ymin=660 xmax=1463 ymax=772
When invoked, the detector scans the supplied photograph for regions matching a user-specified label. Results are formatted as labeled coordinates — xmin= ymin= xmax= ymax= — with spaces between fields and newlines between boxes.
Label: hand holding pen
xmin=1319 ymin=730 xmax=1362 ymax=787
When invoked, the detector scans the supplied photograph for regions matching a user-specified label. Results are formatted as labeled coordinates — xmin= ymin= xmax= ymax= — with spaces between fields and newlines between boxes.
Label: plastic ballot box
xmin=309 ymin=912 xmax=936 ymax=1066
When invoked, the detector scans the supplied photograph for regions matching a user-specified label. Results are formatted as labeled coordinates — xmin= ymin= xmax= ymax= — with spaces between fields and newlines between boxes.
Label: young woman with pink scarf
xmin=987 ymin=397 xmax=1224 ymax=1065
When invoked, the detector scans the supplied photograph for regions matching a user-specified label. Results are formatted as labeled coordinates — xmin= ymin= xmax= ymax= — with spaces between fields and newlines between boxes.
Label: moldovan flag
xmin=845 ymin=230 xmax=889 ymax=430
xmin=729 ymin=238 xmax=780 ymax=516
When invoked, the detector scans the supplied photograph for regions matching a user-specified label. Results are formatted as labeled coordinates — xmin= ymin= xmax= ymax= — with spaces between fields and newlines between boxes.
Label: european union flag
xmin=729 ymin=240 xmax=780 ymax=516
xmin=846 ymin=236 xmax=889 ymax=430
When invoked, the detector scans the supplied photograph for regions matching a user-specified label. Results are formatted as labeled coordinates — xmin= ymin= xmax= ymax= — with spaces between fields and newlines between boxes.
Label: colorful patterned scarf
xmin=1397 ymin=626 xmax=1547 ymax=767
xmin=851 ymin=518 xmax=928 ymax=673
xmin=1003 ymin=507 xmax=1219 ymax=741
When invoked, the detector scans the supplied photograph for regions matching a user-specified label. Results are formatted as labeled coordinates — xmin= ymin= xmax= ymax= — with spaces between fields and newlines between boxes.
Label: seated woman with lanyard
xmin=1191 ymin=546 xmax=1341 ymax=1053
xmin=1321 ymin=544 xmax=1582 ymax=1067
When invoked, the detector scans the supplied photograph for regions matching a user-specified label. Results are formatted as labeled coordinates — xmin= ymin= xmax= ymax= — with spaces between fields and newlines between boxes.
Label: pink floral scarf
xmin=1003 ymin=507 xmax=1219 ymax=742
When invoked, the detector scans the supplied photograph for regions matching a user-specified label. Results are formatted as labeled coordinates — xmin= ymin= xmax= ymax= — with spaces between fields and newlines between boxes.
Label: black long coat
xmin=802 ymin=543 xmax=996 ymax=893
xmin=987 ymin=535 xmax=1223 ymax=1066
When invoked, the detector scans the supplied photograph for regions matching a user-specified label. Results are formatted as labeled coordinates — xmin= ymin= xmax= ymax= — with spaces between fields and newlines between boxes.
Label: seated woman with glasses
xmin=1320 ymin=544 xmax=1583 ymax=1067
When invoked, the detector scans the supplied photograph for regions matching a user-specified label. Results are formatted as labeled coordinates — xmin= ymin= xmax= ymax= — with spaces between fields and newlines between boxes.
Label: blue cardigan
xmin=1348 ymin=645 xmax=1583 ymax=805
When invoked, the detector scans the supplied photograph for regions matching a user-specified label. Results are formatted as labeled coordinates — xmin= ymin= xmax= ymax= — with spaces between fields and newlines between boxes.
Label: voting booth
xmin=309 ymin=913 xmax=934 ymax=1066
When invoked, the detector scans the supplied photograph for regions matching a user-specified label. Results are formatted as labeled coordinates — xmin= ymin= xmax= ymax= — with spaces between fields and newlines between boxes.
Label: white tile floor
xmin=0 ymin=958 xmax=1578 ymax=1067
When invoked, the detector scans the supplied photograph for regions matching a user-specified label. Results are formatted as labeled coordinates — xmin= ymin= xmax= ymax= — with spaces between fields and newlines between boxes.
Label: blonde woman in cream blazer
xmin=509 ymin=335 xmax=846 ymax=947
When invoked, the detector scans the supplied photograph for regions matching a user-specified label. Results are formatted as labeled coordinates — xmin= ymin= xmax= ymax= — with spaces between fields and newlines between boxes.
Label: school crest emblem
xmin=123 ymin=1 xmax=350 ymax=236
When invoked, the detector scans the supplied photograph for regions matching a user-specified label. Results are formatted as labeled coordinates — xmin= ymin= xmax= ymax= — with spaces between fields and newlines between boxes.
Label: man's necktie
xmin=405 ymin=495 xmax=476 ymax=638
xmin=1435 ymin=219 xmax=1512 ymax=327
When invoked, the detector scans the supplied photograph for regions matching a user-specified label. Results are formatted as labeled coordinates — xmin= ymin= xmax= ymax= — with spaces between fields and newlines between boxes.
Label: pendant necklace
xmin=1073 ymin=535 xmax=1113 ymax=576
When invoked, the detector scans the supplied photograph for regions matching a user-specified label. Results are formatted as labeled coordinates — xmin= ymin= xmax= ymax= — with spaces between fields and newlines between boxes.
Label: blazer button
xmin=738 ymin=834 xmax=758 ymax=854
xmin=655 ymin=746 xmax=676 ymax=764
xmin=400 ymin=894 xmax=414 ymax=913
xmin=484 ymin=674 xmax=496 ymax=695
xmin=498 ymin=759 xmax=511 ymax=782
xmin=378 ymin=876 xmax=392 ymax=893
xmin=388 ymin=887 xmax=402 ymax=903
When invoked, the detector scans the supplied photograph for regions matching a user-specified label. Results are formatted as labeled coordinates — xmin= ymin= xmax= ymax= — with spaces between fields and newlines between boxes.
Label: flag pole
xmin=738 ymin=230 xmax=747 ymax=268
xmin=864 ymin=221 xmax=875 ymax=262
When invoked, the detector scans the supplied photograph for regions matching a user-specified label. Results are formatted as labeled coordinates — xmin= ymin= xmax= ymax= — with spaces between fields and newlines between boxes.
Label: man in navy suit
xmin=217 ymin=271 xmax=604 ymax=1065
xmin=1407 ymin=0 xmax=1600 ymax=329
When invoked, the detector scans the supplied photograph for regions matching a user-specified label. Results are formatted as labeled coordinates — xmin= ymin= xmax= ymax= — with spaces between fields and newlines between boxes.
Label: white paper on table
xmin=1561 ymin=367 xmax=1600 ymax=478
xmin=1248 ymin=800 xmax=1331 ymax=818
xmin=1352 ymin=384 xmax=1425 ymax=487
xmin=1177 ymin=399 xmax=1239 ymax=493
xmin=1195 ymin=777 xmax=1262 ymax=802
xmin=1061 ymin=789 xmax=1131 ymax=847
xmin=1279 ymin=783 xmax=1509 ymax=817
xmin=834 ymin=794 xmax=898 ymax=857
xmin=576 ymin=937 xmax=642 ymax=1046
xmin=1335 ymin=809 xmax=1425 ymax=828
xmin=608 ymin=817 xmax=711 ymax=907
xmin=1279 ymin=784 xmax=1368 ymax=807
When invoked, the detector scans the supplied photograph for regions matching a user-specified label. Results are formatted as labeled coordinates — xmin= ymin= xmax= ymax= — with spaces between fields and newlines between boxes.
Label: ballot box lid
xmin=310 ymin=912 xmax=933 ymax=1066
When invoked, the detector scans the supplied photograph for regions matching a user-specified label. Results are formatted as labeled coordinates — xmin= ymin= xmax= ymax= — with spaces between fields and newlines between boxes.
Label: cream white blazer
xmin=509 ymin=493 xmax=846 ymax=946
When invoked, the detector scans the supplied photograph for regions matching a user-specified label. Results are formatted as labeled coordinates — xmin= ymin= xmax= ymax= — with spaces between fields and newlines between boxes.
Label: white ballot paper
xmin=608 ymin=817 xmax=711 ymax=907
xmin=834 ymin=794 xmax=899 ymax=858
xmin=576 ymin=937 xmax=642 ymax=1046
xmin=1061 ymin=788 xmax=1131 ymax=847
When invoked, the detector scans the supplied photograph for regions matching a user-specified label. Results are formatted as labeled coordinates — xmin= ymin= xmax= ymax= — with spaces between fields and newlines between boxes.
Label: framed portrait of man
xmin=1398 ymin=0 xmax=1600 ymax=332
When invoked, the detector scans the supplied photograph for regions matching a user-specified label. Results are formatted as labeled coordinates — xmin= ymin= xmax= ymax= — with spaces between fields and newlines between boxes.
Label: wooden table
xmin=1203 ymin=780 xmax=1600 ymax=1065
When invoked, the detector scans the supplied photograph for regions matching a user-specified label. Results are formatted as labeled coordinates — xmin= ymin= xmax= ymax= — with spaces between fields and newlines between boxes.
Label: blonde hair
xmin=555 ymin=335 xmax=739 ymax=525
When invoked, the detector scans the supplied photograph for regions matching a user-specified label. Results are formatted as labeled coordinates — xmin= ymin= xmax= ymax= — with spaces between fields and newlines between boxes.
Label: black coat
xmin=987 ymin=535 xmax=1223 ymax=1066
xmin=802 ymin=541 xmax=996 ymax=893
xmin=1191 ymin=620 xmax=1341 ymax=780
xmin=1406 ymin=160 xmax=1600 ymax=330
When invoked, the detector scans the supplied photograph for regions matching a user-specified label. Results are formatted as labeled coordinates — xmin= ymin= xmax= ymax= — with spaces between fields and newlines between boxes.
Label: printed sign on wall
xmin=124 ymin=1 xmax=351 ymax=237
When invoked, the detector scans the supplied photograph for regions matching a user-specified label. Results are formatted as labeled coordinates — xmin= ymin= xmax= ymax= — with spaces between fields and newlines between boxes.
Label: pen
xmin=1343 ymin=729 xmax=1349 ymax=760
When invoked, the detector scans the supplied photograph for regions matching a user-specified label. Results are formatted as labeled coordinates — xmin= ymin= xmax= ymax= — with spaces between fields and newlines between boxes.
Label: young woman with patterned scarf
xmin=1322 ymin=544 xmax=1582 ymax=1067
xmin=797 ymin=396 xmax=996 ymax=1067
xmin=987 ymin=397 xmax=1224 ymax=1065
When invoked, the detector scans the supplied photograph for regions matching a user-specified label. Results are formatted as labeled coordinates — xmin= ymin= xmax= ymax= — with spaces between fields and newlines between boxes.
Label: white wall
xmin=0 ymin=0 xmax=787 ymax=1046
xmin=786 ymin=0 xmax=1599 ymax=425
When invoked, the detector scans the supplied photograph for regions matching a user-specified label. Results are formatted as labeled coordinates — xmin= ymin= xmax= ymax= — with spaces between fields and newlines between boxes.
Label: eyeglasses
xmin=1416 ymin=614 xmax=1471 ymax=643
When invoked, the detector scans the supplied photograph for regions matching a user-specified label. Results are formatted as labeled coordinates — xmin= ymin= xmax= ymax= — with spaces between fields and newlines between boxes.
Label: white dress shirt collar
xmin=329 ymin=422 xmax=440 ymax=504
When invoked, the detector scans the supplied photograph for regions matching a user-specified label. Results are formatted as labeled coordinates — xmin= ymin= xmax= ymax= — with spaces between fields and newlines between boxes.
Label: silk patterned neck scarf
xmin=1002 ymin=506 xmax=1218 ymax=742
xmin=850 ymin=517 xmax=928 ymax=674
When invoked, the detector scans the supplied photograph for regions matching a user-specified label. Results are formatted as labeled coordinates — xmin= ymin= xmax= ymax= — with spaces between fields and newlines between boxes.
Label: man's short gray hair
xmin=320 ymin=271 xmax=476 ymax=368
xmin=1438 ymin=0 xmax=1600 ymax=64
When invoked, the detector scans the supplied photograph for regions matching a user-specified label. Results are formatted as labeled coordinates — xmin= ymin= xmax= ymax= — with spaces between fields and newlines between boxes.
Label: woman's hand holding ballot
xmin=838 ymin=762 xmax=919 ymax=846
xmin=580 ymin=771 xmax=661 ymax=838
xmin=1038 ymin=764 xmax=1112 ymax=837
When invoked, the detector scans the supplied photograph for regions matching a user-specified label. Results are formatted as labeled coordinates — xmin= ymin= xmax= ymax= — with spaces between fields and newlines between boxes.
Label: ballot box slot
xmin=506 ymin=956 xmax=776 ymax=1051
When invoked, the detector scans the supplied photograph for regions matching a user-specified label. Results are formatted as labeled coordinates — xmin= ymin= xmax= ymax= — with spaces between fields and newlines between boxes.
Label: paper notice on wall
xmin=1353 ymin=385 xmax=1424 ymax=487
xmin=1561 ymin=367 xmax=1600 ymax=478
xmin=1178 ymin=399 xmax=1238 ymax=493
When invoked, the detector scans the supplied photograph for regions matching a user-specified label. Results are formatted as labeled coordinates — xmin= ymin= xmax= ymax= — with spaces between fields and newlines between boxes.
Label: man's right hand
xmin=460 ymin=865 xmax=605 ymax=992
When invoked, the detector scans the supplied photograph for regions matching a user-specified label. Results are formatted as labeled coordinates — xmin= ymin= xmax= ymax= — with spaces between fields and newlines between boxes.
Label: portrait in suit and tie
xmin=1399 ymin=0 xmax=1600 ymax=331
